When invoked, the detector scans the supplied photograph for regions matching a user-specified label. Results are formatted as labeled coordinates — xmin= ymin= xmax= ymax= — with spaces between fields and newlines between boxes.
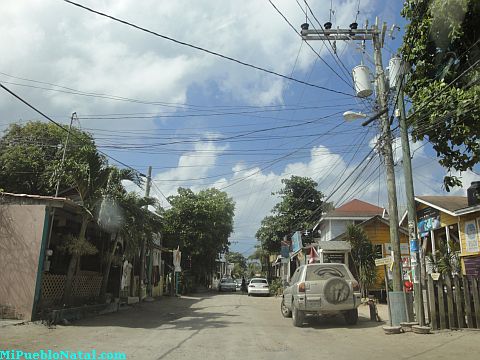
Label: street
xmin=2 ymin=293 xmax=480 ymax=360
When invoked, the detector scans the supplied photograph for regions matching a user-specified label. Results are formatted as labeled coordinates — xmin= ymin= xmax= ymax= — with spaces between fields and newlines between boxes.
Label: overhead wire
xmin=267 ymin=0 xmax=353 ymax=89
xmin=63 ymin=0 xmax=355 ymax=98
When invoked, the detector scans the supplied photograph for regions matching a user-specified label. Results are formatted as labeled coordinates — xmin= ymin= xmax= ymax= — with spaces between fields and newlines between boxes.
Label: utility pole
xmin=396 ymin=74 xmax=425 ymax=325
xmin=301 ymin=18 xmax=407 ymax=325
xmin=139 ymin=166 xmax=152 ymax=300
xmin=46 ymin=112 xmax=77 ymax=252
xmin=371 ymin=22 xmax=403 ymax=294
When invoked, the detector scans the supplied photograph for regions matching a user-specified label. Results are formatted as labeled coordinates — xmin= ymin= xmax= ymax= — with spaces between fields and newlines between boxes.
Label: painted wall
xmin=0 ymin=205 xmax=45 ymax=320
xmin=362 ymin=221 xmax=409 ymax=290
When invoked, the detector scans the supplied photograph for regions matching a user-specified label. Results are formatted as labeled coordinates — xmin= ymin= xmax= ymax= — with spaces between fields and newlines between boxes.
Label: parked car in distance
xmin=248 ymin=278 xmax=270 ymax=296
xmin=218 ymin=278 xmax=236 ymax=292
xmin=281 ymin=263 xmax=361 ymax=327
xmin=234 ymin=279 xmax=241 ymax=291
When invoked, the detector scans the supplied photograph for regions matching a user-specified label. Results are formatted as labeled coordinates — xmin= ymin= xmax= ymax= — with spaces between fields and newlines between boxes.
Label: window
xmin=374 ymin=244 xmax=383 ymax=259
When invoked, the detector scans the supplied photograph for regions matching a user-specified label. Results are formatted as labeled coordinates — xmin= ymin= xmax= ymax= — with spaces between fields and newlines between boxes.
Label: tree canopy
xmin=256 ymin=176 xmax=325 ymax=253
xmin=226 ymin=251 xmax=247 ymax=278
xmin=160 ymin=187 xmax=235 ymax=277
xmin=401 ymin=0 xmax=480 ymax=190
xmin=0 ymin=121 xmax=98 ymax=195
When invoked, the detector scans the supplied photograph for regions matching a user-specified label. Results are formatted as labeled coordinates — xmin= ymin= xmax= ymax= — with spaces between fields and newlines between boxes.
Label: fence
xmin=41 ymin=273 xmax=103 ymax=307
xmin=427 ymin=273 xmax=480 ymax=329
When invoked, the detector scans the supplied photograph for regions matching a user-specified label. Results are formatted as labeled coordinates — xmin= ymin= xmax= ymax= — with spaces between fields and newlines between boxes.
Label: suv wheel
xmin=344 ymin=308 xmax=358 ymax=325
xmin=292 ymin=302 xmax=305 ymax=327
xmin=281 ymin=298 xmax=292 ymax=318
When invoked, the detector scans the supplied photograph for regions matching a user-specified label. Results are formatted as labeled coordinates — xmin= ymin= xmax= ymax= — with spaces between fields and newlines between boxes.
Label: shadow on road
xmin=63 ymin=293 xmax=243 ymax=331
xmin=300 ymin=314 xmax=386 ymax=329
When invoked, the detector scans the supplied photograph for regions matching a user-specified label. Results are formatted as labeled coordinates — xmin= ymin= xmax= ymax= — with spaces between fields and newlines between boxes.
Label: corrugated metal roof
xmin=0 ymin=192 xmax=81 ymax=211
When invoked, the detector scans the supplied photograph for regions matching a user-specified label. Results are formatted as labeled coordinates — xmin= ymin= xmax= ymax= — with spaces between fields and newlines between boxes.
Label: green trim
xmin=31 ymin=206 xmax=50 ymax=320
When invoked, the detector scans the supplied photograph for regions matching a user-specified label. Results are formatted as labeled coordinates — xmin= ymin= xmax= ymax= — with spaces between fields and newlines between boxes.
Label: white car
xmin=247 ymin=278 xmax=270 ymax=296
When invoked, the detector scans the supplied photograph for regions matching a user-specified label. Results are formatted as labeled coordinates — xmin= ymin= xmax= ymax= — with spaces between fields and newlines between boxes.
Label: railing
xmin=427 ymin=273 xmax=480 ymax=329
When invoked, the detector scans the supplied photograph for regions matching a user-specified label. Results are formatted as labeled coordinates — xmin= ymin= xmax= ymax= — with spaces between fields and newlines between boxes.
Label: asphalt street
xmin=1 ymin=292 xmax=480 ymax=359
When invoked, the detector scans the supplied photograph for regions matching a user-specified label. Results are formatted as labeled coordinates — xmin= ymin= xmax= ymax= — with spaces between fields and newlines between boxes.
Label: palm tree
xmin=61 ymin=147 xmax=141 ymax=304
xmin=345 ymin=224 xmax=378 ymax=297
xmin=99 ymin=191 xmax=162 ymax=301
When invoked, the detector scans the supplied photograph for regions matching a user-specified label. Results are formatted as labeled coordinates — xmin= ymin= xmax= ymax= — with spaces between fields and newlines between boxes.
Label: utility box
xmin=352 ymin=65 xmax=373 ymax=98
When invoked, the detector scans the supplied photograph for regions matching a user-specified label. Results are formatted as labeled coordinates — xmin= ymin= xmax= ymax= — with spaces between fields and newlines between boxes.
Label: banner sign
xmin=417 ymin=206 xmax=441 ymax=237
xmin=281 ymin=240 xmax=290 ymax=258
xmin=291 ymin=231 xmax=303 ymax=254
xmin=173 ymin=247 xmax=182 ymax=272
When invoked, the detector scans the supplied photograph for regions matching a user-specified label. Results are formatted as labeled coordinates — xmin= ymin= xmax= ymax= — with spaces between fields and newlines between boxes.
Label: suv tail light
xmin=298 ymin=282 xmax=306 ymax=293
xmin=352 ymin=280 xmax=360 ymax=291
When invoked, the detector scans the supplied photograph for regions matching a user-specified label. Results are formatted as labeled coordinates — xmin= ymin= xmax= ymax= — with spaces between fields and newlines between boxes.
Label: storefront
xmin=415 ymin=194 xmax=480 ymax=276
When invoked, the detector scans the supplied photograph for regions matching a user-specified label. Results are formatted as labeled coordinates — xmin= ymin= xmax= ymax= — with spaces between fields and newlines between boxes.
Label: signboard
xmin=417 ymin=206 xmax=441 ymax=237
xmin=291 ymin=231 xmax=303 ymax=254
xmin=281 ymin=240 xmax=290 ymax=258
xmin=465 ymin=219 xmax=479 ymax=253
xmin=323 ymin=253 xmax=345 ymax=264
xmin=410 ymin=239 xmax=419 ymax=253
xmin=375 ymin=256 xmax=393 ymax=266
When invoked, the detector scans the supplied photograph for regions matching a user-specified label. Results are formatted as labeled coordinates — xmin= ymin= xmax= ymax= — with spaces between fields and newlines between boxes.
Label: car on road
xmin=280 ymin=263 xmax=361 ymax=327
xmin=218 ymin=278 xmax=237 ymax=292
xmin=247 ymin=278 xmax=270 ymax=296
xmin=234 ymin=279 xmax=242 ymax=291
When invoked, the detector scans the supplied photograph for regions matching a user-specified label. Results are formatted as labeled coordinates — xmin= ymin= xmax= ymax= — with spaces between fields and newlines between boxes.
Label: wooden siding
xmin=362 ymin=221 xmax=409 ymax=290
xmin=440 ymin=212 xmax=458 ymax=227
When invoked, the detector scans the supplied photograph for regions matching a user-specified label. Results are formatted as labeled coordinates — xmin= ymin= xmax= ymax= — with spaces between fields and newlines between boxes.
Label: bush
xmin=269 ymin=278 xmax=283 ymax=296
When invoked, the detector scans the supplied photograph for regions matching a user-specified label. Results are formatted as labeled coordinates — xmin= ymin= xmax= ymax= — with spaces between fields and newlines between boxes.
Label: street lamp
xmin=343 ymin=111 xmax=368 ymax=121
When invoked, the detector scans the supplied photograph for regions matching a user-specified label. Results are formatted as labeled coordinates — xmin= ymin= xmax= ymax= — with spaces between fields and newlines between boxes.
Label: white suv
xmin=281 ymin=263 xmax=361 ymax=327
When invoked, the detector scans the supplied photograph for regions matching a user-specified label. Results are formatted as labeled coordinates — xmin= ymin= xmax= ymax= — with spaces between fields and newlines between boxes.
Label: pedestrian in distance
xmin=241 ymin=276 xmax=247 ymax=294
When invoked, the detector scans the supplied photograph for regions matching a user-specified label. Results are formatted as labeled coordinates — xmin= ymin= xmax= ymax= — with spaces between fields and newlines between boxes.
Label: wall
xmin=0 ymin=205 xmax=46 ymax=320
xmin=362 ymin=221 xmax=409 ymax=290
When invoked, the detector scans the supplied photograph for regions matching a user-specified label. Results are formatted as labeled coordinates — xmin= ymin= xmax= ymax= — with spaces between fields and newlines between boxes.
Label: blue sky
xmin=1 ymin=0 xmax=478 ymax=256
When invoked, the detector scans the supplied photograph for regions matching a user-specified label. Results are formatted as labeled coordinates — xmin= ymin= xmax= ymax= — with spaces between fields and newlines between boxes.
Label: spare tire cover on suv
xmin=323 ymin=277 xmax=350 ymax=304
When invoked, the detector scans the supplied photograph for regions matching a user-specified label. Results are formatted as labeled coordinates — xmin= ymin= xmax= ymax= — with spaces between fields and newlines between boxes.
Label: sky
xmin=1 ymin=0 xmax=478 ymax=256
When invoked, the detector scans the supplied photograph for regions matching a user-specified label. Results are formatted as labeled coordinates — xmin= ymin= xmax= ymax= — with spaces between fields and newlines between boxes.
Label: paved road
xmin=2 ymin=293 xmax=480 ymax=359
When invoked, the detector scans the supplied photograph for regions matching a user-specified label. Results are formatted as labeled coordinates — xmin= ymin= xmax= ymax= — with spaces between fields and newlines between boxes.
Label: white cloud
xmin=0 ymin=0 xmax=371 ymax=123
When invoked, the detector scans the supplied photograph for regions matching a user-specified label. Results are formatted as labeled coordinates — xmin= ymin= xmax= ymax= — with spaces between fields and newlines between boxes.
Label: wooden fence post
xmin=444 ymin=274 xmax=456 ymax=329
xmin=453 ymin=275 xmax=465 ymax=328
xmin=463 ymin=275 xmax=474 ymax=328
xmin=427 ymin=275 xmax=438 ymax=330
xmin=472 ymin=278 xmax=480 ymax=328
xmin=437 ymin=276 xmax=447 ymax=329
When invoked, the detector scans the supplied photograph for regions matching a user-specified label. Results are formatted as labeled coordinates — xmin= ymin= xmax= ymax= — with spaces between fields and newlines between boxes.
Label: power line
xmin=0 ymin=82 xmax=148 ymax=177
xmin=267 ymin=0 xmax=353 ymax=89
xmin=63 ymin=0 xmax=355 ymax=98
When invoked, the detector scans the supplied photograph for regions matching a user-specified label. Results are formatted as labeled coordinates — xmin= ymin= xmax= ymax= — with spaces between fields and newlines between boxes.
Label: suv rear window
xmin=305 ymin=264 xmax=351 ymax=281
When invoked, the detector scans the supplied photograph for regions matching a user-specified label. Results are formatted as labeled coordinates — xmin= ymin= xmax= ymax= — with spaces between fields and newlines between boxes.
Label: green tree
xmin=256 ymin=176 xmax=325 ymax=254
xmin=401 ymin=0 xmax=480 ymax=190
xmin=226 ymin=252 xmax=247 ymax=277
xmin=0 ymin=121 xmax=97 ymax=195
xmin=345 ymin=224 xmax=378 ymax=297
xmin=61 ymin=151 xmax=141 ymax=304
xmin=160 ymin=187 xmax=235 ymax=283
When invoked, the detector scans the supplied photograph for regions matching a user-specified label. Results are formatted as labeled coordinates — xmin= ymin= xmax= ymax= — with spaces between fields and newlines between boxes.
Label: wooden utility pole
xmin=397 ymin=77 xmax=425 ymax=325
